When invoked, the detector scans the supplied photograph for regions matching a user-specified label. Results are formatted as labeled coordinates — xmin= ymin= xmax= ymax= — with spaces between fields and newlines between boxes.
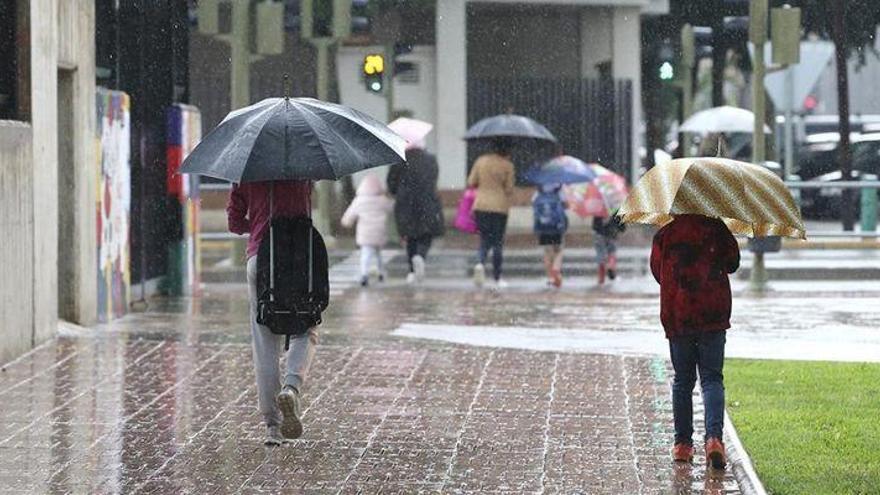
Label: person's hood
xmin=357 ymin=173 xmax=385 ymax=196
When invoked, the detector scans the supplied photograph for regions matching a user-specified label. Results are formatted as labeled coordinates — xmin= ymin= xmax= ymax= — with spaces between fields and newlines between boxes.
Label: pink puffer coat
xmin=341 ymin=174 xmax=394 ymax=247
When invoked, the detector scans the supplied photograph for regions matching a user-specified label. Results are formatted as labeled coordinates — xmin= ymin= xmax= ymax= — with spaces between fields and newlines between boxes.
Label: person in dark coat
xmin=387 ymin=147 xmax=445 ymax=284
xmin=592 ymin=213 xmax=626 ymax=285
xmin=650 ymin=214 xmax=740 ymax=470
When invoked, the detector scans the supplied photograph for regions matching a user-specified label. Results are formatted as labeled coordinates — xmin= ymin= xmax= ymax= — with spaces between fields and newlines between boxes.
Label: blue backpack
xmin=533 ymin=190 xmax=568 ymax=235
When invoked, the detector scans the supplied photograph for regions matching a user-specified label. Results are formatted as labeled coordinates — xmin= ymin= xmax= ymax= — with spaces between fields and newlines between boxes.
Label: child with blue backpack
xmin=532 ymin=183 xmax=569 ymax=287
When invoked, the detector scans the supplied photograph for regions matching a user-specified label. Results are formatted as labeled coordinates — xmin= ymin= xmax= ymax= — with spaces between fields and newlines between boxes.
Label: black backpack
xmin=256 ymin=216 xmax=329 ymax=349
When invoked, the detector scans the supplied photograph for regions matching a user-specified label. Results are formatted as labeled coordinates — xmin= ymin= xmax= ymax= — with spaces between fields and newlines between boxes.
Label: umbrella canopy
xmin=680 ymin=106 xmax=772 ymax=135
xmin=524 ymin=155 xmax=596 ymax=185
xmin=618 ymin=157 xmax=806 ymax=239
xmin=464 ymin=114 xmax=557 ymax=142
xmin=565 ymin=164 xmax=628 ymax=218
xmin=388 ymin=117 xmax=433 ymax=150
xmin=179 ymin=97 xmax=406 ymax=182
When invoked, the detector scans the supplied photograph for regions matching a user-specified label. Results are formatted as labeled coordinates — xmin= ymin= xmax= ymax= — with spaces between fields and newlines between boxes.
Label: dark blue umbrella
xmin=180 ymin=97 xmax=406 ymax=182
xmin=524 ymin=155 xmax=597 ymax=185
xmin=464 ymin=114 xmax=557 ymax=142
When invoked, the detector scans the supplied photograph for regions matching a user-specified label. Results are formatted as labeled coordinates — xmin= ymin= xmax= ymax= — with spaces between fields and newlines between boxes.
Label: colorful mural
xmin=96 ymin=88 xmax=131 ymax=321
xmin=166 ymin=104 xmax=203 ymax=296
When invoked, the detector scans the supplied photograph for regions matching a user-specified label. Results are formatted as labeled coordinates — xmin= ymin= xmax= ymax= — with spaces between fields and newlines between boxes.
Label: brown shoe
xmin=705 ymin=437 xmax=727 ymax=470
xmin=672 ymin=442 xmax=694 ymax=463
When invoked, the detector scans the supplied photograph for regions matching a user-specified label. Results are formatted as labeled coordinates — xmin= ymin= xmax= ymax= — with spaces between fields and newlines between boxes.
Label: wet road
xmin=6 ymin=251 xmax=876 ymax=493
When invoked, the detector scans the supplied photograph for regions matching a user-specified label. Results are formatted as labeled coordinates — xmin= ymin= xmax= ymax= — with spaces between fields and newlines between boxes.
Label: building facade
xmin=0 ymin=0 xmax=97 ymax=364
xmin=335 ymin=0 xmax=669 ymax=189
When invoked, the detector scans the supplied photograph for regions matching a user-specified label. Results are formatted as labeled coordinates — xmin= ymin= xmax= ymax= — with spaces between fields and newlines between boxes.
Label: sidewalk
xmin=0 ymin=263 xmax=758 ymax=494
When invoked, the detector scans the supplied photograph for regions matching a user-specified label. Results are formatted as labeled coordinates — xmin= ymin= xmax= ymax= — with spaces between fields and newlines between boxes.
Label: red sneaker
xmin=705 ymin=437 xmax=727 ymax=470
xmin=672 ymin=443 xmax=694 ymax=463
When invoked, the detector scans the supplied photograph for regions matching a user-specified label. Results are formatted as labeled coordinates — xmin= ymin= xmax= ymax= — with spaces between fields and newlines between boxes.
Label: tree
xmin=780 ymin=0 xmax=880 ymax=230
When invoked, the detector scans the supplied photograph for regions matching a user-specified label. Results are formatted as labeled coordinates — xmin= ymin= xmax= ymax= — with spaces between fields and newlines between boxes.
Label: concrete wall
xmin=0 ymin=0 xmax=96 ymax=365
xmin=0 ymin=123 xmax=35 ymax=365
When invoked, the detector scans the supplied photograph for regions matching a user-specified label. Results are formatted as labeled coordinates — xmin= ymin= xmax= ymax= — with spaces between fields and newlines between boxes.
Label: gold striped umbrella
xmin=618 ymin=157 xmax=806 ymax=239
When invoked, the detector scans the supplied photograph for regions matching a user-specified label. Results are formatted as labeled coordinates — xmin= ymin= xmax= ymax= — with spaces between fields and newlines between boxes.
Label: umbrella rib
xmin=290 ymin=101 xmax=346 ymax=180
xmin=299 ymin=99 xmax=406 ymax=157
xmin=238 ymin=102 xmax=288 ymax=183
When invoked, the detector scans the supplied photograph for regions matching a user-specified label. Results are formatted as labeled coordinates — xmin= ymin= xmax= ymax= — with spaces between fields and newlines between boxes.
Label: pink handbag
xmin=454 ymin=188 xmax=479 ymax=234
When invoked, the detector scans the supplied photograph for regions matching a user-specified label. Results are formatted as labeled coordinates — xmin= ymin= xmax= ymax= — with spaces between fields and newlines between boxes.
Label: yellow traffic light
xmin=363 ymin=54 xmax=385 ymax=76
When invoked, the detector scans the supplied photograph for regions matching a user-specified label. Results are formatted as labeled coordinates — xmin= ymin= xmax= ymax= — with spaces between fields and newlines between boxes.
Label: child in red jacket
xmin=650 ymin=214 xmax=740 ymax=469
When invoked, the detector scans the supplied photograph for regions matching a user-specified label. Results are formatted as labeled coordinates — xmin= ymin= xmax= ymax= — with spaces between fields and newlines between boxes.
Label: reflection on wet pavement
xmin=22 ymin=273 xmax=877 ymax=492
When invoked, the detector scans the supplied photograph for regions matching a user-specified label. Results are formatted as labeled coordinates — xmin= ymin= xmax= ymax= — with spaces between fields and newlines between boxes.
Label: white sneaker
xmin=495 ymin=279 xmax=509 ymax=290
xmin=277 ymin=386 xmax=303 ymax=440
xmin=406 ymin=272 xmax=417 ymax=285
xmin=412 ymin=255 xmax=426 ymax=282
xmin=473 ymin=263 xmax=486 ymax=288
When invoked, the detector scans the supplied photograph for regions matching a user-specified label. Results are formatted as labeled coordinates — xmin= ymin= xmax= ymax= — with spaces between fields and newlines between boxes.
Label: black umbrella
xmin=464 ymin=114 xmax=557 ymax=142
xmin=180 ymin=97 xmax=406 ymax=182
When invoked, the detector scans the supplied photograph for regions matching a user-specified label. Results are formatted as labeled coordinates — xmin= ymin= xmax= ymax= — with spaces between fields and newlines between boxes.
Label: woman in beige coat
xmin=467 ymin=139 xmax=516 ymax=288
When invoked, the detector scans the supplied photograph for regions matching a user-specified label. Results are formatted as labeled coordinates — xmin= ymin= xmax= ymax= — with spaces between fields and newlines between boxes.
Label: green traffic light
xmin=659 ymin=61 xmax=674 ymax=81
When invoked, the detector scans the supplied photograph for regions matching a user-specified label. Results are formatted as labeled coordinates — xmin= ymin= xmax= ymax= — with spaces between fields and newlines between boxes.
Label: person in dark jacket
xmin=592 ymin=213 xmax=626 ymax=285
xmin=650 ymin=214 xmax=740 ymax=470
xmin=387 ymin=147 xmax=445 ymax=284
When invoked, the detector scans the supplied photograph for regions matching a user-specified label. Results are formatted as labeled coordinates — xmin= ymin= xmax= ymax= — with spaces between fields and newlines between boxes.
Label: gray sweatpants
xmin=247 ymin=256 xmax=319 ymax=427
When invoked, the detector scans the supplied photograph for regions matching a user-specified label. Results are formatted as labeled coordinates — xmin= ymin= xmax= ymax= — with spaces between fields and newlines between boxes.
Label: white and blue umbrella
xmin=524 ymin=155 xmax=597 ymax=185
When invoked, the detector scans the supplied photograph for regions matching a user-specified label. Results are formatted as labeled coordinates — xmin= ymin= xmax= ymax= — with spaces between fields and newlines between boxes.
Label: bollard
xmin=747 ymin=236 xmax=781 ymax=292
xmin=860 ymin=174 xmax=878 ymax=233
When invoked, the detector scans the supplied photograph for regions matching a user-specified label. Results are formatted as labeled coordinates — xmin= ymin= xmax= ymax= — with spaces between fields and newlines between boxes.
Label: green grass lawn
xmin=726 ymin=359 xmax=880 ymax=495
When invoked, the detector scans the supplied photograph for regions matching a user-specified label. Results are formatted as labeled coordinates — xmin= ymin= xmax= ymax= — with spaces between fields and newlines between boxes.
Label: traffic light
xmin=363 ymin=53 xmax=385 ymax=93
xmin=657 ymin=41 xmax=675 ymax=82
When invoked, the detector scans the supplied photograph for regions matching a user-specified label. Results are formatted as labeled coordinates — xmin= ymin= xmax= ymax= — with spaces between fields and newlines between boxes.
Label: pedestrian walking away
xmin=387 ymin=143 xmax=445 ymax=284
xmin=592 ymin=213 xmax=625 ymax=285
xmin=342 ymin=174 xmax=394 ymax=287
xmin=468 ymin=138 xmax=516 ymax=288
xmin=228 ymin=180 xmax=319 ymax=445
xmin=650 ymin=214 xmax=740 ymax=470
xmin=532 ymin=183 xmax=569 ymax=288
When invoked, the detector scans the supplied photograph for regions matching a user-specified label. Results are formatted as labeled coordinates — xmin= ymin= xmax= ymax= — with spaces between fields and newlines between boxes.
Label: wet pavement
xmin=5 ymin=251 xmax=878 ymax=493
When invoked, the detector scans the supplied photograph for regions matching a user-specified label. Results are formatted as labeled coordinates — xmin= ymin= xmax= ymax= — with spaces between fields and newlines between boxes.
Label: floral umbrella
xmin=565 ymin=164 xmax=628 ymax=218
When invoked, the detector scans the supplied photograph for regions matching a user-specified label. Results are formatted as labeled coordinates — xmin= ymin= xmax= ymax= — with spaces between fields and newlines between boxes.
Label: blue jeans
xmin=669 ymin=330 xmax=726 ymax=445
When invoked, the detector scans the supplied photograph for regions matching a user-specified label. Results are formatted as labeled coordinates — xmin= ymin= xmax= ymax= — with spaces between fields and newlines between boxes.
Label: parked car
xmin=796 ymin=132 xmax=880 ymax=218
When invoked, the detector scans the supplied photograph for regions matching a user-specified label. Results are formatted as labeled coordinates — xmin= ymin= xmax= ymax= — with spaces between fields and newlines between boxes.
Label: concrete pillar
xmin=580 ymin=8 xmax=612 ymax=79
xmin=30 ymin=0 xmax=59 ymax=344
xmin=66 ymin=1 xmax=98 ymax=325
xmin=435 ymin=0 xmax=467 ymax=190
xmin=612 ymin=7 xmax=643 ymax=181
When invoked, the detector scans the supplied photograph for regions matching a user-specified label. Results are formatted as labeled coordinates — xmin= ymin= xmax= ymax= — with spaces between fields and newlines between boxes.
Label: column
xmin=613 ymin=7 xmax=643 ymax=182
xmin=435 ymin=0 xmax=468 ymax=190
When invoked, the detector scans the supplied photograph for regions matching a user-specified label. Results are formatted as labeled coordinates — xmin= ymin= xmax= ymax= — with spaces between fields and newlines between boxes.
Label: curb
xmin=724 ymin=412 xmax=768 ymax=495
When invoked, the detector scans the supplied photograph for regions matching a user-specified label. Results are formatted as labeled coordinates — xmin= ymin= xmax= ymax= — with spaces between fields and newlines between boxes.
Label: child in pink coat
xmin=341 ymin=174 xmax=394 ymax=286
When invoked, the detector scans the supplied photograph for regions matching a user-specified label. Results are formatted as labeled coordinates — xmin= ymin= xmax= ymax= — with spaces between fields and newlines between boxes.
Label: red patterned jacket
xmin=650 ymin=215 xmax=740 ymax=339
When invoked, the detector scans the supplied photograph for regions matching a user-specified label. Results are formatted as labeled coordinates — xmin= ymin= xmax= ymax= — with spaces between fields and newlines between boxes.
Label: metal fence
xmin=467 ymin=77 xmax=633 ymax=182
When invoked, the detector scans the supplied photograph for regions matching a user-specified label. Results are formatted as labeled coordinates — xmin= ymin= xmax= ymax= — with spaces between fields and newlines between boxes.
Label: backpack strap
xmin=269 ymin=182 xmax=275 ymax=302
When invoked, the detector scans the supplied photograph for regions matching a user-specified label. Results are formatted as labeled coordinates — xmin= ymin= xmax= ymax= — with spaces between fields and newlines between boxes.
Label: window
xmin=396 ymin=62 xmax=419 ymax=85
xmin=0 ymin=0 xmax=29 ymax=121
